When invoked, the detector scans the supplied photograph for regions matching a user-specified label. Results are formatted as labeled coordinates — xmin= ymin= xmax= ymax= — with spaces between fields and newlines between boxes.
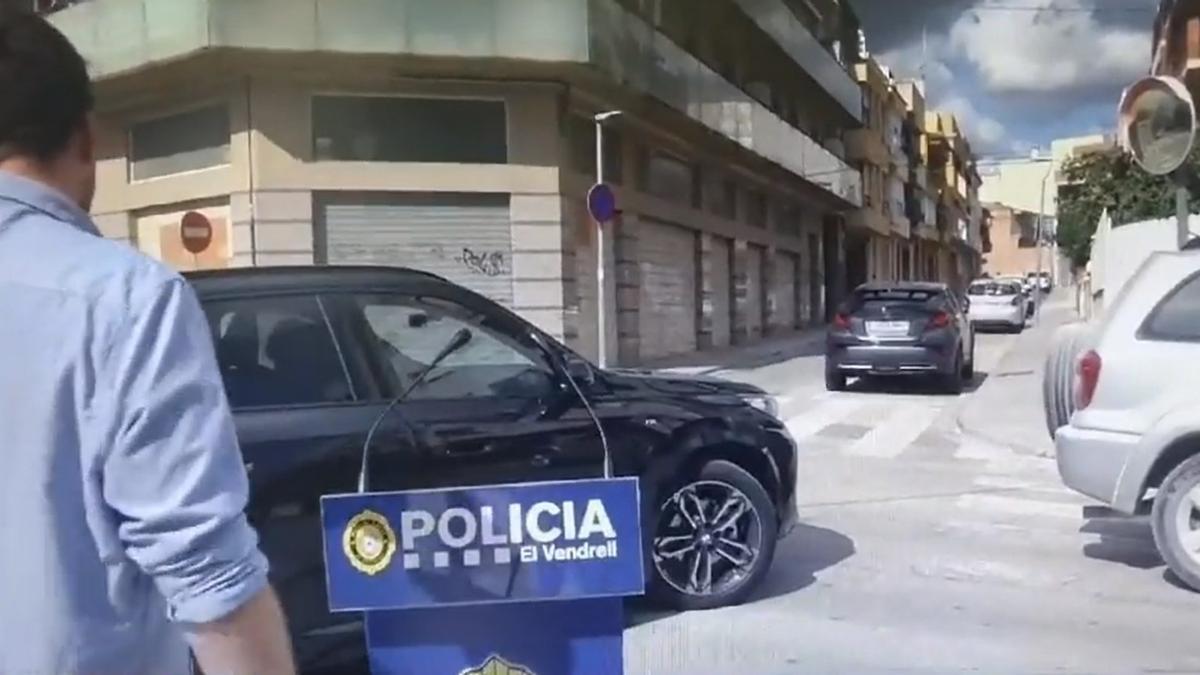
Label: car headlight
xmin=740 ymin=394 xmax=779 ymax=418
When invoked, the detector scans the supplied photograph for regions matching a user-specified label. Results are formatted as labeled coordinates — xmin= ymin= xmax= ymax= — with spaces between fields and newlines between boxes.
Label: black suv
xmin=187 ymin=266 xmax=798 ymax=674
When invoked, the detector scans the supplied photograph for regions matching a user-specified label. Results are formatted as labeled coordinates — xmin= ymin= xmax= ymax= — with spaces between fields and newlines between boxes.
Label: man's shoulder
xmin=2 ymin=215 xmax=185 ymax=314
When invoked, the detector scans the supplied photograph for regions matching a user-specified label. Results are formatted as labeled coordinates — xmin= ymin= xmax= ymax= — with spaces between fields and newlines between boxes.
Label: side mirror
xmin=565 ymin=354 xmax=597 ymax=387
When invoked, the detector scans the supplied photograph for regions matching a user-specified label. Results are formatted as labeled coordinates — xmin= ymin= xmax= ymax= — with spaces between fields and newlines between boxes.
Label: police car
xmin=189 ymin=265 xmax=799 ymax=674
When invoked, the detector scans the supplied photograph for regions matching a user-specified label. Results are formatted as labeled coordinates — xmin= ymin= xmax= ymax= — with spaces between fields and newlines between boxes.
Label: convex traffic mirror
xmin=1119 ymin=75 xmax=1196 ymax=175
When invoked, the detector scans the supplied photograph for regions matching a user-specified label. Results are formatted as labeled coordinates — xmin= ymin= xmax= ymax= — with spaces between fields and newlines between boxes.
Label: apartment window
xmin=641 ymin=149 xmax=695 ymax=205
xmin=746 ymin=188 xmax=768 ymax=228
xmin=706 ymin=172 xmax=737 ymax=220
xmin=778 ymin=202 xmax=803 ymax=238
xmin=565 ymin=114 xmax=623 ymax=183
xmin=312 ymin=96 xmax=506 ymax=163
xmin=130 ymin=104 xmax=230 ymax=181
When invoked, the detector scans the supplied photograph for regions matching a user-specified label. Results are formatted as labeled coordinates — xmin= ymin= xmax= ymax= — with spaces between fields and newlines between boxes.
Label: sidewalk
xmin=956 ymin=292 xmax=1080 ymax=457
xmin=640 ymin=329 xmax=825 ymax=378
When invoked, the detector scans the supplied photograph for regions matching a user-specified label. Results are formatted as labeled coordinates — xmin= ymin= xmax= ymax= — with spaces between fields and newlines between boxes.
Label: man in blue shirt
xmin=0 ymin=8 xmax=295 ymax=674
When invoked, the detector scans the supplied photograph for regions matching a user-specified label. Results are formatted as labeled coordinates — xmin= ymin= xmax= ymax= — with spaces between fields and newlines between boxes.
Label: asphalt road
xmin=628 ymin=292 xmax=1200 ymax=674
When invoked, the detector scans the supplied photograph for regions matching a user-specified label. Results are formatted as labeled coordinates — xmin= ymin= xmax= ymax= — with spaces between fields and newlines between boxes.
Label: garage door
xmin=708 ymin=237 xmax=732 ymax=348
xmin=639 ymin=219 xmax=697 ymax=359
xmin=744 ymin=244 xmax=764 ymax=340
xmin=318 ymin=192 xmax=514 ymax=306
xmin=770 ymin=251 xmax=796 ymax=331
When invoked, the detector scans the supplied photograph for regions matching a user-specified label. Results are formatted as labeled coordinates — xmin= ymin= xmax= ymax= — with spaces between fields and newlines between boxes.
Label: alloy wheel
xmin=652 ymin=480 xmax=763 ymax=597
xmin=1174 ymin=484 xmax=1200 ymax=566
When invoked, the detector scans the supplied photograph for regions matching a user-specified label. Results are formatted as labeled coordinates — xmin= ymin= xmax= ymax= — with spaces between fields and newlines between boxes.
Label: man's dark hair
xmin=0 ymin=6 xmax=92 ymax=161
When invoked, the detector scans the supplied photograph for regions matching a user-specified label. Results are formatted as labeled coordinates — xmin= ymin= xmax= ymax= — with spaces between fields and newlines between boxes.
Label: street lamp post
xmin=593 ymin=111 xmax=622 ymax=369
xmin=1034 ymin=160 xmax=1054 ymax=326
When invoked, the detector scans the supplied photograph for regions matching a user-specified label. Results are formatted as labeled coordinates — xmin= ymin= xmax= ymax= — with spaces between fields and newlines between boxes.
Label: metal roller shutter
xmin=709 ymin=237 xmax=732 ymax=348
xmin=639 ymin=219 xmax=697 ymax=359
xmin=771 ymin=252 xmax=796 ymax=330
xmin=318 ymin=192 xmax=514 ymax=306
xmin=745 ymin=244 xmax=764 ymax=339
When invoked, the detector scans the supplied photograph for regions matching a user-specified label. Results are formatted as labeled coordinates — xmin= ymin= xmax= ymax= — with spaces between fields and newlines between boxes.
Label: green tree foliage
xmin=1056 ymin=148 xmax=1200 ymax=268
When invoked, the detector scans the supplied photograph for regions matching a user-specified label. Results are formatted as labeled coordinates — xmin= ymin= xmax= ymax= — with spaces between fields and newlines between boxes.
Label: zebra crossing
xmin=780 ymin=387 xmax=1094 ymax=531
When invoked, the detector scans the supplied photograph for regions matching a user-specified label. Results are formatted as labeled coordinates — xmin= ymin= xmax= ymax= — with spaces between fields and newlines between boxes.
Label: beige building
xmin=46 ymin=0 xmax=868 ymax=365
xmin=982 ymin=203 xmax=1054 ymax=278
xmin=923 ymin=111 xmax=982 ymax=289
xmin=845 ymin=57 xmax=910 ymax=288
xmin=978 ymin=133 xmax=1116 ymax=218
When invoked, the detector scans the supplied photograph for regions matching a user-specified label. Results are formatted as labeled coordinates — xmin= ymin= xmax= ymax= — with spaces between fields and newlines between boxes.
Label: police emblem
xmin=341 ymin=509 xmax=397 ymax=575
xmin=460 ymin=654 xmax=535 ymax=675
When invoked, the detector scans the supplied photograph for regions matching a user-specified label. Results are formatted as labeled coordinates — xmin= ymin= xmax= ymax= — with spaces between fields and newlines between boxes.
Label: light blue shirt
xmin=0 ymin=172 xmax=269 ymax=674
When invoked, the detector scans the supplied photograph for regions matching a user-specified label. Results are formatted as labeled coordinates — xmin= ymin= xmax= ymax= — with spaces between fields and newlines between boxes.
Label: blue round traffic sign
xmin=587 ymin=183 xmax=617 ymax=223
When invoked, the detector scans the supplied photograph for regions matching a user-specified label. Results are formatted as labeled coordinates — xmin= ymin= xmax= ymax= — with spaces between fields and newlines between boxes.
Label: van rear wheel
xmin=1151 ymin=453 xmax=1200 ymax=592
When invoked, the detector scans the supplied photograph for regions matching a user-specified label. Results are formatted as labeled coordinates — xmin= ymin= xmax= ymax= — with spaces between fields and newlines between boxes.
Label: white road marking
xmin=783 ymin=397 xmax=862 ymax=440
xmin=844 ymin=403 xmax=944 ymax=458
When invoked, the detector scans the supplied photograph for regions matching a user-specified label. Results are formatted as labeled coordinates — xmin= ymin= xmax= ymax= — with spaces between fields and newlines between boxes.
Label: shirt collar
xmin=0 ymin=170 xmax=98 ymax=236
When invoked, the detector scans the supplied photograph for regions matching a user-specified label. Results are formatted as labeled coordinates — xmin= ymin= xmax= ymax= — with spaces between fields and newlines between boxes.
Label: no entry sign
xmin=180 ymin=211 xmax=212 ymax=254
xmin=587 ymin=183 xmax=617 ymax=223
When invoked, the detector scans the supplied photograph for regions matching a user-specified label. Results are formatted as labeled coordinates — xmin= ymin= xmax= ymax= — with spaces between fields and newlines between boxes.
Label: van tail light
xmin=1011 ymin=295 xmax=1023 ymax=306
xmin=1075 ymin=350 xmax=1102 ymax=409
xmin=832 ymin=313 xmax=851 ymax=331
xmin=928 ymin=311 xmax=951 ymax=330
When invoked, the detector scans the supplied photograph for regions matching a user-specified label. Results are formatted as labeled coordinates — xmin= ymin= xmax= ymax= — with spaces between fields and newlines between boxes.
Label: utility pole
xmin=1034 ymin=160 xmax=1053 ymax=326
xmin=593 ymin=111 xmax=622 ymax=369
xmin=1175 ymin=176 xmax=1191 ymax=250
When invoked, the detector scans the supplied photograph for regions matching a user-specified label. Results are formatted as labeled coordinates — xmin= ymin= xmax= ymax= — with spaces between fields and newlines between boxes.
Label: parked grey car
xmin=825 ymin=282 xmax=975 ymax=394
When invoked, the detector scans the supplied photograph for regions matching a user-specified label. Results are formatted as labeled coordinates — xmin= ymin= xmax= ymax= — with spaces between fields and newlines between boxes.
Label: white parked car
xmin=965 ymin=278 xmax=1025 ymax=332
xmin=1054 ymin=251 xmax=1200 ymax=591
xmin=996 ymin=275 xmax=1035 ymax=318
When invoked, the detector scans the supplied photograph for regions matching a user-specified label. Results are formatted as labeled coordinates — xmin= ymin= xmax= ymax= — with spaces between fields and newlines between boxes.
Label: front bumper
xmin=765 ymin=427 xmax=799 ymax=538
xmin=827 ymin=343 xmax=956 ymax=376
xmin=1055 ymin=423 xmax=1141 ymax=513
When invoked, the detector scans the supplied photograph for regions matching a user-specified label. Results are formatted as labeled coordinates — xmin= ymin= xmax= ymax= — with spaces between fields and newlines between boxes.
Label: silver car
xmin=1054 ymin=251 xmax=1200 ymax=592
xmin=966 ymin=279 xmax=1025 ymax=333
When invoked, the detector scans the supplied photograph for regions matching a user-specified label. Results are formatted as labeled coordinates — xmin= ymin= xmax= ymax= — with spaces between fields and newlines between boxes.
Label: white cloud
xmin=937 ymin=95 xmax=1011 ymax=154
xmin=948 ymin=0 xmax=1149 ymax=94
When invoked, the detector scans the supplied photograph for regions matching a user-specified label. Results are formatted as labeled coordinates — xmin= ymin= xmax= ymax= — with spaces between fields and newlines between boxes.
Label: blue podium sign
xmin=320 ymin=477 xmax=644 ymax=674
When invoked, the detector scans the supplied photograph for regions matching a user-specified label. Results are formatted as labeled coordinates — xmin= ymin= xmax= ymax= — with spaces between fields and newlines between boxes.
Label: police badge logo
xmin=342 ymin=509 xmax=397 ymax=575
xmin=460 ymin=654 xmax=535 ymax=675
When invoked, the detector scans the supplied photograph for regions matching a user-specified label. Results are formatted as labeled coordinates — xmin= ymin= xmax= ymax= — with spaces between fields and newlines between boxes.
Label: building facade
xmin=45 ymin=0 xmax=867 ymax=365
xmin=982 ymin=203 xmax=1053 ymax=278
xmin=845 ymin=56 xmax=903 ymax=288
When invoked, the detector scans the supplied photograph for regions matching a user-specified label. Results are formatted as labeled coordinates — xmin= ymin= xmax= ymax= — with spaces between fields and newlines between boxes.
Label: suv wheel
xmin=650 ymin=460 xmax=778 ymax=610
xmin=1152 ymin=453 xmax=1200 ymax=591
xmin=961 ymin=337 xmax=976 ymax=380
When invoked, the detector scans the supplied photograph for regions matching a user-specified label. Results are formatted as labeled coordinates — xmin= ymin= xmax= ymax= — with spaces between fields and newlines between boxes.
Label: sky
xmin=851 ymin=0 xmax=1158 ymax=158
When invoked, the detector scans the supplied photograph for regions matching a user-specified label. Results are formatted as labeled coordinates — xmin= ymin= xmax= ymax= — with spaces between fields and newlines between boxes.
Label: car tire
xmin=649 ymin=460 xmax=779 ymax=611
xmin=1043 ymin=323 xmax=1094 ymax=439
xmin=1151 ymin=453 xmax=1200 ymax=592
xmin=961 ymin=338 xmax=975 ymax=380
xmin=825 ymin=368 xmax=847 ymax=392
xmin=942 ymin=349 xmax=964 ymax=394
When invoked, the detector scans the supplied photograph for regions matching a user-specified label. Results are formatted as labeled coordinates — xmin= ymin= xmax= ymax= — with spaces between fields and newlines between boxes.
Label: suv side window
xmin=202 ymin=295 xmax=355 ymax=408
xmin=1142 ymin=272 xmax=1200 ymax=341
xmin=350 ymin=293 xmax=556 ymax=401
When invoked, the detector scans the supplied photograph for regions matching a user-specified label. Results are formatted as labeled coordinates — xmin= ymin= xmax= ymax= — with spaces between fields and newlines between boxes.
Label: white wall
xmin=1092 ymin=213 xmax=1200 ymax=310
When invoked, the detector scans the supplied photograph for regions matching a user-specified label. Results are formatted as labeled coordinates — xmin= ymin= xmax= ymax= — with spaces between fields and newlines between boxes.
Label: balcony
xmin=729 ymin=0 xmax=861 ymax=122
xmin=50 ymin=0 xmax=861 ymax=207
xmin=846 ymin=206 xmax=890 ymax=236
xmin=845 ymin=128 xmax=889 ymax=167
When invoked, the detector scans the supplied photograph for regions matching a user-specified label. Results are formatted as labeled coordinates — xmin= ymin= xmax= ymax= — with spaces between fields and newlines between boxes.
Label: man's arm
xmin=99 ymin=276 xmax=294 ymax=674
xmin=190 ymin=586 xmax=295 ymax=675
